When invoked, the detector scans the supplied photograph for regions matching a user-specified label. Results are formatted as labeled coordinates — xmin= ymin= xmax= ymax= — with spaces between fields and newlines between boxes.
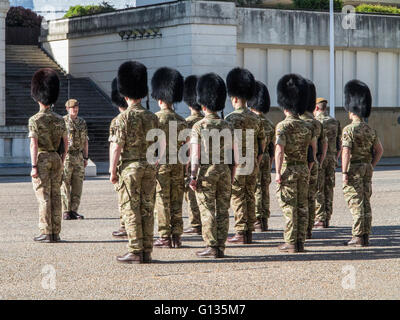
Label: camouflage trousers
xmin=315 ymin=155 xmax=337 ymax=223
xmin=114 ymin=167 xmax=124 ymax=229
xmin=118 ymin=160 xmax=156 ymax=253
xmin=155 ymin=164 xmax=184 ymax=238
xmin=185 ymin=187 xmax=201 ymax=228
xmin=32 ymin=152 xmax=63 ymax=235
xmin=255 ymin=154 xmax=271 ymax=221
xmin=231 ymin=162 xmax=258 ymax=233
xmin=61 ymin=153 xmax=84 ymax=213
xmin=195 ymin=164 xmax=231 ymax=249
xmin=306 ymin=161 xmax=318 ymax=234
xmin=343 ymin=163 xmax=373 ymax=237
xmin=277 ymin=163 xmax=309 ymax=245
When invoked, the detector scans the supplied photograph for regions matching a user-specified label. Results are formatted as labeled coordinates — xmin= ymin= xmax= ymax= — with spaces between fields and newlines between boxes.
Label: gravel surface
xmin=0 ymin=168 xmax=399 ymax=300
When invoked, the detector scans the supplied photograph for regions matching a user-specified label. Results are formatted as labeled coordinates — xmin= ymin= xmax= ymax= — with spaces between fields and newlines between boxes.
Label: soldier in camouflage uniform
xmin=225 ymin=68 xmax=266 ymax=245
xmin=61 ymin=99 xmax=89 ymax=220
xmin=189 ymin=73 xmax=234 ymax=258
xmin=109 ymin=78 xmax=128 ymax=238
xmin=248 ymin=81 xmax=275 ymax=232
xmin=300 ymin=80 xmax=327 ymax=239
xmin=152 ymin=67 xmax=188 ymax=249
xmin=341 ymin=80 xmax=383 ymax=247
xmin=182 ymin=75 xmax=204 ymax=235
xmin=275 ymin=74 xmax=313 ymax=253
xmin=110 ymin=61 xmax=159 ymax=264
xmin=314 ymin=97 xmax=341 ymax=228
xmin=29 ymin=68 xmax=68 ymax=242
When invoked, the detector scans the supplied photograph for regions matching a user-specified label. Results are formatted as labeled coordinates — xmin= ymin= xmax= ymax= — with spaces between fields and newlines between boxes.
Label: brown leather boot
xmin=306 ymin=230 xmax=312 ymax=239
xmin=116 ymin=252 xmax=143 ymax=264
xmin=33 ymin=234 xmax=52 ymax=243
xmin=261 ymin=218 xmax=268 ymax=231
xmin=297 ymin=242 xmax=305 ymax=252
xmin=70 ymin=211 xmax=84 ymax=220
xmin=183 ymin=226 xmax=202 ymax=235
xmin=345 ymin=236 xmax=363 ymax=247
xmin=227 ymin=233 xmax=246 ymax=244
xmin=313 ymin=221 xmax=325 ymax=229
xmin=246 ymin=231 xmax=253 ymax=244
xmin=196 ymin=247 xmax=217 ymax=258
xmin=52 ymin=234 xmax=61 ymax=242
xmin=278 ymin=243 xmax=298 ymax=253
xmin=254 ymin=219 xmax=263 ymax=232
xmin=172 ymin=235 xmax=182 ymax=248
xmin=216 ymin=248 xmax=225 ymax=258
xmin=143 ymin=252 xmax=152 ymax=263
xmin=153 ymin=237 xmax=172 ymax=248
xmin=63 ymin=211 xmax=75 ymax=220
xmin=363 ymin=234 xmax=369 ymax=247
xmin=112 ymin=228 xmax=127 ymax=238
xmin=324 ymin=220 xmax=330 ymax=228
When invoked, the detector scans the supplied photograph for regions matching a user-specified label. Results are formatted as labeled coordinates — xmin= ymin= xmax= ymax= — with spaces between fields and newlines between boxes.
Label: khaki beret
xmin=316 ymin=97 xmax=327 ymax=104
xmin=65 ymin=99 xmax=79 ymax=107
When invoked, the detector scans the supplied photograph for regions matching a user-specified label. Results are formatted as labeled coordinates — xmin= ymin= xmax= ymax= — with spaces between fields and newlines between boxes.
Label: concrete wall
xmin=0 ymin=126 xmax=30 ymax=164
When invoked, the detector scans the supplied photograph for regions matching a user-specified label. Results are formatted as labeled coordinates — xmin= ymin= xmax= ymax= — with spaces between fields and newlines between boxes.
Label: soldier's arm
xmin=371 ymin=139 xmax=383 ymax=168
xmin=321 ymin=140 xmax=328 ymax=167
xmin=62 ymin=136 xmax=68 ymax=164
xmin=336 ymin=122 xmax=342 ymax=161
xmin=30 ymin=138 xmax=39 ymax=178
xmin=275 ymin=144 xmax=284 ymax=184
xmin=83 ymin=138 xmax=89 ymax=167
xmin=110 ymin=142 xmax=122 ymax=184
xmin=342 ymin=146 xmax=351 ymax=184
xmin=308 ymin=139 xmax=317 ymax=171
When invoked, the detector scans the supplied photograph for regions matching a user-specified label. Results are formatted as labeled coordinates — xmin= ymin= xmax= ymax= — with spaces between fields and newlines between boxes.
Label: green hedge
xmin=64 ymin=1 xmax=116 ymax=18
xmin=292 ymin=0 xmax=343 ymax=11
xmin=355 ymin=4 xmax=400 ymax=14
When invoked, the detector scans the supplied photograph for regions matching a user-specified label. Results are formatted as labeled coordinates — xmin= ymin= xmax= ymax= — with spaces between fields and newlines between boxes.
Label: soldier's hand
xmin=84 ymin=160 xmax=88 ymax=168
xmin=110 ymin=172 xmax=118 ymax=184
xmin=275 ymin=173 xmax=282 ymax=184
xmin=342 ymin=174 xmax=348 ymax=185
xmin=31 ymin=167 xmax=39 ymax=178
xmin=189 ymin=179 xmax=197 ymax=191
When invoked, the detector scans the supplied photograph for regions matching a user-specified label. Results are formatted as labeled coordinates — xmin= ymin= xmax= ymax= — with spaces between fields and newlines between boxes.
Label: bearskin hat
xmin=305 ymin=79 xmax=317 ymax=113
xmin=183 ymin=75 xmax=201 ymax=111
xmin=196 ymin=73 xmax=226 ymax=112
xmin=247 ymin=81 xmax=271 ymax=113
xmin=31 ymin=68 xmax=60 ymax=106
xmin=151 ymin=67 xmax=184 ymax=104
xmin=277 ymin=73 xmax=308 ymax=115
xmin=117 ymin=61 xmax=148 ymax=100
xmin=344 ymin=80 xmax=372 ymax=118
xmin=111 ymin=77 xmax=127 ymax=109
xmin=226 ymin=67 xmax=255 ymax=100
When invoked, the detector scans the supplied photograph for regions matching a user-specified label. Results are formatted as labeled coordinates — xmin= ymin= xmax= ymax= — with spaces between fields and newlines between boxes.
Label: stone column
xmin=0 ymin=0 xmax=10 ymax=126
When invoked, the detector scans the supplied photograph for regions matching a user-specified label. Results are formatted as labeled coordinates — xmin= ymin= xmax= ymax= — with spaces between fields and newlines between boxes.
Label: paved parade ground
xmin=0 ymin=168 xmax=399 ymax=300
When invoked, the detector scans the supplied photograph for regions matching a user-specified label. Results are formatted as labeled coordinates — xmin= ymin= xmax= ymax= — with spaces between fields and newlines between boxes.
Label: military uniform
xmin=111 ymin=102 xmax=159 ymax=255
xmin=184 ymin=111 xmax=204 ymax=230
xmin=61 ymin=114 xmax=88 ymax=214
xmin=29 ymin=108 xmax=67 ymax=236
xmin=315 ymin=111 xmax=341 ymax=226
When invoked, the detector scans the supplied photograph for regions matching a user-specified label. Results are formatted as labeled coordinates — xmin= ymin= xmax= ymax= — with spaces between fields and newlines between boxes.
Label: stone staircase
xmin=5 ymin=45 xmax=117 ymax=162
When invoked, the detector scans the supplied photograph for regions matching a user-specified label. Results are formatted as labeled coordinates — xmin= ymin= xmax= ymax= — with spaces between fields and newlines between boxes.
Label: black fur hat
xmin=31 ymin=68 xmax=60 ymax=106
xmin=151 ymin=67 xmax=184 ymax=104
xmin=117 ymin=61 xmax=148 ymax=100
xmin=226 ymin=67 xmax=255 ymax=100
xmin=305 ymin=79 xmax=316 ymax=113
xmin=111 ymin=78 xmax=128 ymax=109
xmin=197 ymin=73 xmax=226 ymax=112
xmin=247 ymin=81 xmax=271 ymax=113
xmin=277 ymin=73 xmax=308 ymax=115
xmin=183 ymin=75 xmax=201 ymax=111
xmin=344 ymin=80 xmax=372 ymax=118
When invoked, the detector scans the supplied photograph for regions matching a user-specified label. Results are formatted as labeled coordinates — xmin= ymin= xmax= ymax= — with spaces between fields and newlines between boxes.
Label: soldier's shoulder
xmin=77 ymin=116 xmax=86 ymax=124
xmin=175 ymin=112 xmax=186 ymax=122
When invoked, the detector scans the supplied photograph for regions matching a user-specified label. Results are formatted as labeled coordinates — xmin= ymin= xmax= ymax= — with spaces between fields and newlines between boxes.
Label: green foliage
xmin=64 ymin=1 xmax=116 ymax=18
xmin=6 ymin=6 xmax=43 ymax=28
xmin=355 ymin=4 xmax=400 ymax=14
xmin=292 ymin=0 xmax=343 ymax=11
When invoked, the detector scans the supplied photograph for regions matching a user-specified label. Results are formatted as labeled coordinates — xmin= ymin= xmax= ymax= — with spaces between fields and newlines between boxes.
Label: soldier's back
xmin=260 ymin=113 xmax=275 ymax=146
xmin=186 ymin=113 xmax=203 ymax=129
xmin=318 ymin=113 xmax=340 ymax=155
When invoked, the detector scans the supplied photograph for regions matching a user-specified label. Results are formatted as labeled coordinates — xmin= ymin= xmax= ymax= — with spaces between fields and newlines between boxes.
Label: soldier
xmin=29 ymin=68 xmax=68 ymax=242
xmin=109 ymin=78 xmax=128 ymax=238
xmin=183 ymin=75 xmax=204 ymax=235
xmin=275 ymin=74 xmax=313 ymax=253
xmin=342 ymin=80 xmax=383 ymax=247
xmin=300 ymin=80 xmax=327 ymax=239
xmin=248 ymin=81 xmax=275 ymax=232
xmin=314 ymin=97 xmax=341 ymax=228
xmin=61 ymin=99 xmax=89 ymax=220
xmin=189 ymin=73 xmax=235 ymax=258
xmin=225 ymin=68 xmax=266 ymax=245
xmin=110 ymin=61 xmax=159 ymax=264
xmin=152 ymin=67 xmax=188 ymax=249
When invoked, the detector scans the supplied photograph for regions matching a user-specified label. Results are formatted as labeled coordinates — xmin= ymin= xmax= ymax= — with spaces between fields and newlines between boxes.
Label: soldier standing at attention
xmin=29 ymin=68 xmax=68 ymax=242
xmin=110 ymin=61 xmax=159 ymax=264
xmin=225 ymin=68 xmax=266 ymax=245
xmin=275 ymin=74 xmax=313 ymax=253
xmin=189 ymin=73 xmax=235 ymax=258
xmin=300 ymin=80 xmax=327 ymax=239
xmin=342 ymin=80 xmax=383 ymax=247
xmin=61 ymin=99 xmax=89 ymax=220
xmin=183 ymin=75 xmax=204 ymax=235
xmin=248 ymin=81 xmax=275 ymax=232
xmin=314 ymin=97 xmax=341 ymax=228
xmin=109 ymin=78 xmax=128 ymax=238
xmin=152 ymin=67 xmax=188 ymax=249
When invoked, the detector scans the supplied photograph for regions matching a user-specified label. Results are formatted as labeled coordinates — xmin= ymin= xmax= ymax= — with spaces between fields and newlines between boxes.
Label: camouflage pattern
xmin=111 ymin=102 xmax=159 ymax=253
xmin=275 ymin=114 xmax=312 ymax=245
xmin=192 ymin=113 xmax=232 ymax=249
xmin=155 ymin=108 xmax=188 ymax=237
xmin=61 ymin=115 xmax=88 ymax=213
xmin=225 ymin=107 xmax=265 ymax=232
xmin=185 ymin=111 xmax=204 ymax=228
xmin=255 ymin=114 xmax=275 ymax=221
xmin=315 ymin=112 xmax=341 ymax=223
xmin=342 ymin=119 xmax=378 ymax=237
xmin=28 ymin=108 xmax=66 ymax=235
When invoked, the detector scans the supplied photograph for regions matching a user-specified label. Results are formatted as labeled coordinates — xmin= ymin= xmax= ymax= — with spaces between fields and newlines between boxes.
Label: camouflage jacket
xmin=185 ymin=111 xmax=204 ymax=129
xmin=259 ymin=113 xmax=275 ymax=156
xmin=316 ymin=111 xmax=341 ymax=156
xmin=64 ymin=115 xmax=88 ymax=152
xmin=300 ymin=111 xmax=326 ymax=155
